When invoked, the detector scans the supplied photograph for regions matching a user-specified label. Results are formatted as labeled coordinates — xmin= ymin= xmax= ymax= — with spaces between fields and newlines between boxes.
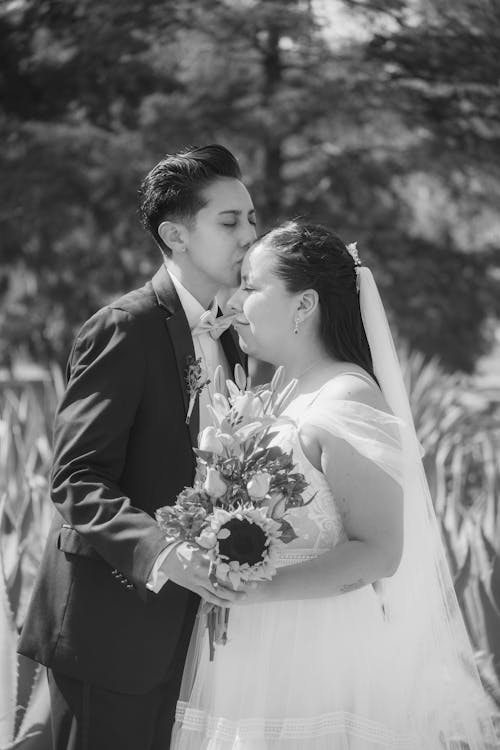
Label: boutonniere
xmin=185 ymin=355 xmax=210 ymax=425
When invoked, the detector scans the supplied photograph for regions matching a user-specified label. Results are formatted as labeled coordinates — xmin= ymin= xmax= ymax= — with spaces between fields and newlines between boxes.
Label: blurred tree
xmin=0 ymin=0 xmax=498 ymax=370
xmin=0 ymin=0 xmax=180 ymax=361
xmin=336 ymin=0 xmax=500 ymax=369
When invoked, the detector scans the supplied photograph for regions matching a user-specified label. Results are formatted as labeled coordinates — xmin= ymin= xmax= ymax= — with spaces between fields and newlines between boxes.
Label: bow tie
xmin=191 ymin=310 xmax=238 ymax=340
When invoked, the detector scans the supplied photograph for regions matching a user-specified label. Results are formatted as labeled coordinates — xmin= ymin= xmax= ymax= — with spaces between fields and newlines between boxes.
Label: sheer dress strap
xmin=295 ymin=386 xmax=405 ymax=486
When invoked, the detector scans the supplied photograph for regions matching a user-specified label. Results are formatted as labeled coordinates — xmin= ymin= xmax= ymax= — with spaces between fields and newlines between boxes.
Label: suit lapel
xmin=151 ymin=265 xmax=200 ymax=445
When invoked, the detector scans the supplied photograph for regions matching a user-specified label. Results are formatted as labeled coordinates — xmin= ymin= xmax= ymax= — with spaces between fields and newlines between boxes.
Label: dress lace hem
xmin=175 ymin=702 xmax=416 ymax=747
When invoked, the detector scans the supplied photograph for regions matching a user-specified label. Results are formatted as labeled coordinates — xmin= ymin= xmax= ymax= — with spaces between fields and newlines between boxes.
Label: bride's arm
xmin=243 ymin=380 xmax=404 ymax=604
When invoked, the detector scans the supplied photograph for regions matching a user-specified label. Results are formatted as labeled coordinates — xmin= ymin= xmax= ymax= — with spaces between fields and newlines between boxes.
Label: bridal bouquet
xmin=156 ymin=365 xmax=311 ymax=659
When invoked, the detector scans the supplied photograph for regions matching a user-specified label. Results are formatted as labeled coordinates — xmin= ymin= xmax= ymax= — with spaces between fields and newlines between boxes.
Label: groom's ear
xmin=158 ymin=221 xmax=189 ymax=255
xmin=298 ymin=289 xmax=319 ymax=319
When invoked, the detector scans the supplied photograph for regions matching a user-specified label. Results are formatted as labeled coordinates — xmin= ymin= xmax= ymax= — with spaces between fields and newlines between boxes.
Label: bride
xmin=170 ymin=221 xmax=497 ymax=749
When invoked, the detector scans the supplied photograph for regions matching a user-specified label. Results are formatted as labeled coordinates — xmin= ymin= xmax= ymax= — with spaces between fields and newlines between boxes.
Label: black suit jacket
xmin=18 ymin=266 xmax=246 ymax=694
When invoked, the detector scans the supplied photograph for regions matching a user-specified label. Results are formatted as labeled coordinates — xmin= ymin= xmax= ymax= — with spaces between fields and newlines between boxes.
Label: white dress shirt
xmin=146 ymin=269 xmax=231 ymax=593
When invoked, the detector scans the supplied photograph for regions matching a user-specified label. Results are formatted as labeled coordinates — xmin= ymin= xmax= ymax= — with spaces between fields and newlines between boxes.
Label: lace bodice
xmin=271 ymin=395 xmax=347 ymax=568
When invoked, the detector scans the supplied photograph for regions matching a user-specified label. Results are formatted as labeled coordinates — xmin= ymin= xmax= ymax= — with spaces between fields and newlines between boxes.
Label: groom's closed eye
xmin=221 ymin=220 xmax=256 ymax=230
xmin=218 ymin=209 xmax=257 ymax=226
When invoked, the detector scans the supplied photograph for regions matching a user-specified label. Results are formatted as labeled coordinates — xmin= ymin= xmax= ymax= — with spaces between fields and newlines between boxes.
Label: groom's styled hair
xmin=139 ymin=144 xmax=242 ymax=256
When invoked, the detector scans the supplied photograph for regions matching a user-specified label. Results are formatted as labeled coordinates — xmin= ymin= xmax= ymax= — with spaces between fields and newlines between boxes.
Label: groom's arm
xmin=51 ymin=306 xmax=247 ymax=607
xmin=147 ymin=543 xmax=178 ymax=592
xmin=50 ymin=307 xmax=168 ymax=597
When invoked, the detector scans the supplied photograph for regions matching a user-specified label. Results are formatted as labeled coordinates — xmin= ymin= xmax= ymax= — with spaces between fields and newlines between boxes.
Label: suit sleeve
xmin=50 ymin=306 xmax=169 ymax=596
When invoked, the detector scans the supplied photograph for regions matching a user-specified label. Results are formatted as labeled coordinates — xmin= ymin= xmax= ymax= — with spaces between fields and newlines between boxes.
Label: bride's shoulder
xmin=315 ymin=367 xmax=391 ymax=415
xmin=296 ymin=368 xmax=393 ymax=471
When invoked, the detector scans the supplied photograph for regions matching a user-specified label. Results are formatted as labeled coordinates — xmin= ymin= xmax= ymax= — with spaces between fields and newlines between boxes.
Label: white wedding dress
xmin=170 ymin=375 xmax=498 ymax=750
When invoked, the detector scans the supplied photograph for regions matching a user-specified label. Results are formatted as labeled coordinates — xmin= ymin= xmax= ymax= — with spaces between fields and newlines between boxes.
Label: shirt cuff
xmin=146 ymin=542 xmax=179 ymax=593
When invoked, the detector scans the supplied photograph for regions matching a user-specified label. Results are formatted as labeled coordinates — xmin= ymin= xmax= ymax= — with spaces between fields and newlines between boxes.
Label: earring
xmin=294 ymin=317 xmax=300 ymax=335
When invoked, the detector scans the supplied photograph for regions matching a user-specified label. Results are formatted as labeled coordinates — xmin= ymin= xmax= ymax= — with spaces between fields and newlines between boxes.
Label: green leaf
xmin=18 ymin=493 xmax=35 ymax=545
xmin=0 ymin=539 xmax=18 ymax=745
xmin=258 ymin=430 xmax=278 ymax=450
xmin=477 ymin=578 xmax=500 ymax=671
xmin=491 ymin=554 xmax=500 ymax=612
xmin=277 ymin=518 xmax=298 ymax=544
xmin=453 ymin=545 xmax=471 ymax=604
xmin=15 ymin=660 xmax=51 ymax=747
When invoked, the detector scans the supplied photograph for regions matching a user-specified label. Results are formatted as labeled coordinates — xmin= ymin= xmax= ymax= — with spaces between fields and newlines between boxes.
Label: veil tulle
xmin=354 ymin=267 xmax=498 ymax=748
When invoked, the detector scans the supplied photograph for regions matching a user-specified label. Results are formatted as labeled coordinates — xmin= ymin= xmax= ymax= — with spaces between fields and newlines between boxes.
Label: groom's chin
xmin=237 ymin=335 xmax=249 ymax=353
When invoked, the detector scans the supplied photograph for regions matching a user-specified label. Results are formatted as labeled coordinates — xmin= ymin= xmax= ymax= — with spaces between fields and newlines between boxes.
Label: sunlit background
xmin=1 ymin=1 xmax=499 ymax=747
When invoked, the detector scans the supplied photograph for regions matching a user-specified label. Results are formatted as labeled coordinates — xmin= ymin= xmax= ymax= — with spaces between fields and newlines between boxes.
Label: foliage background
xmin=1 ymin=0 xmax=499 ymax=373
xmin=1 ymin=0 xmax=500 ymax=747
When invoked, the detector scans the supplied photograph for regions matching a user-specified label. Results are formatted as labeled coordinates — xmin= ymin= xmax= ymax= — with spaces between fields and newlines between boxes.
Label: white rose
xmin=247 ymin=472 xmax=271 ymax=500
xmin=196 ymin=528 xmax=218 ymax=549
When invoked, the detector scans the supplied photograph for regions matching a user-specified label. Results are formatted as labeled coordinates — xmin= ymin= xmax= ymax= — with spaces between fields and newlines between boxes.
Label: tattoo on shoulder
xmin=340 ymin=578 xmax=365 ymax=594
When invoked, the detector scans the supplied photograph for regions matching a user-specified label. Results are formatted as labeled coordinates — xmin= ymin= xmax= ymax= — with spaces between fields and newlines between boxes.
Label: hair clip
xmin=346 ymin=241 xmax=362 ymax=267
xmin=346 ymin=242 xmax=362 ymax=292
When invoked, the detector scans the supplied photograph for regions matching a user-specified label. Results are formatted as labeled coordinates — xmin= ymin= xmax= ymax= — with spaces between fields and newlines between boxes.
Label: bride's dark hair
xmin=259 ymin=220 xmax=377 ymax=382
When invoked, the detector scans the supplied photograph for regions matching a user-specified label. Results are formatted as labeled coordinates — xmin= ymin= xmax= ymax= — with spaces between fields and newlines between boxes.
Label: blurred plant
xmin=0 ymin=368 xmax=62 ymax=749
xmin=400 ymin=347 xmax=500 ymax=713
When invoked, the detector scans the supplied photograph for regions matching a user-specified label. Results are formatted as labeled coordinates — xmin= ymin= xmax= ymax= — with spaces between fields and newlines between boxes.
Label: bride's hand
xmin=231 ymin=579 xmax=272 ymax=606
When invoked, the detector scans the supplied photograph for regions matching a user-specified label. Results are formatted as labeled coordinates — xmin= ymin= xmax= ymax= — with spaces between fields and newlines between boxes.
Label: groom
xmin=18 ymin=145 xmax=257 ymax=749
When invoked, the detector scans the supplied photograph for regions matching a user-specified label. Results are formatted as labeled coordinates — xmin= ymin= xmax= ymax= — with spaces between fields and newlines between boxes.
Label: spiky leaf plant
xmin=400 ymin=348 xmax=500 ymax=721
xmin=0 ymin=371 xmax=61 ymax=750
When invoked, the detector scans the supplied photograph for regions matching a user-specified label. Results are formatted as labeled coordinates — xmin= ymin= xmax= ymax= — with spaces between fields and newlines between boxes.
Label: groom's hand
xmin=160 ymin=542 xmax=249 ymax=607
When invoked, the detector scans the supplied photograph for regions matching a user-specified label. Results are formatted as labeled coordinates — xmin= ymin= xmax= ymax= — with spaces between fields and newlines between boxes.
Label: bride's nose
xmin=227 ymin=287 xmax=243 ymax=313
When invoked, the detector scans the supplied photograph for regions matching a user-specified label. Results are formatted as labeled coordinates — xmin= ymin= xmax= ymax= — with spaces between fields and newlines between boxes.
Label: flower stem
xmin=207 ymin=607 xmax=216 ymax=662
xmin=186 ymin=395 xmax=196 ymax=425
